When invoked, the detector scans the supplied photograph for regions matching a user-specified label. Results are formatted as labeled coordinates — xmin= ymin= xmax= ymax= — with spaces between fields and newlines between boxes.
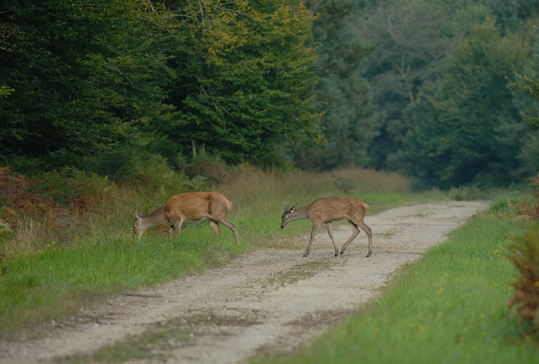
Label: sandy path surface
xmin=0 ymin=201 xmax=488 ymax=364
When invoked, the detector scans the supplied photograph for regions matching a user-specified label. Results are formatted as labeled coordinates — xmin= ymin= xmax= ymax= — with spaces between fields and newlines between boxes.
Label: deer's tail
xmin=361 ymin=201 xmax=370 ymax=211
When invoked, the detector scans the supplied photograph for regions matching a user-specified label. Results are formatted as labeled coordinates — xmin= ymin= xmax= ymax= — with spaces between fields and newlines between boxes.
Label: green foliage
xmin=512 ymin=31 xmax=539 ymax=131
xmin=2 ymin=0 xmax=539 ymax=191
xmin=361 ymin=0 xmax=454 ymax=170
xmin=183 ymin=152 xmax=235 ymax=186
xmin=0 ymin=0 xmax=175 ymax=160
xmin=163 ymin=0 xmax=321 ymax=165
xmin=294 ymin=1 xmax=378 ymax=170
xmin=355 ymin=0 xmax=539 ymax=189
xmin=0 ymin=0 xmax=320 ymax=170
xmin=513 ymin=71 xmax=539 ymax=129
xmin=0 ymin=86 xmax=14 ymax=99
xmin=401 ymin=19 xmax=537 ymax=189
xmin=507 ymin=228 xmax=539 ymax=333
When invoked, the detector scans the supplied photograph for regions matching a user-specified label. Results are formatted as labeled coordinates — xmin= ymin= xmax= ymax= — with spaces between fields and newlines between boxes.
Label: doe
xmin=281 ymin=197 xmax=372 ymax=257
xmin=133 ymin=192 xmax=239 ymax=243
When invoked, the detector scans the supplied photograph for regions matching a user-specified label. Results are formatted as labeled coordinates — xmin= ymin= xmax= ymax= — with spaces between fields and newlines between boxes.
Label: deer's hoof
xmin=366 ymin=251 xmax=372 ymax=258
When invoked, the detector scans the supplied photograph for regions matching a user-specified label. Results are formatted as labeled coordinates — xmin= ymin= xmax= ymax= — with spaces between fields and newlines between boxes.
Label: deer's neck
xmin=290 ymin=205 xmax=309 ymax=222
xmin=141 ymin=205 xmax=167 ymax=229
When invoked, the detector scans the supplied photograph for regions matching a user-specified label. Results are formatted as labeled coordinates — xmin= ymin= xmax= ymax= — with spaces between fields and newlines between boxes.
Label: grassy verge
xmin=252 ymin=211 xmax=538 ymax=364
xmin=0 ymin=229 xmax=248 ymax=336
xmin=0 ymin=166 xmax=448 ymax=338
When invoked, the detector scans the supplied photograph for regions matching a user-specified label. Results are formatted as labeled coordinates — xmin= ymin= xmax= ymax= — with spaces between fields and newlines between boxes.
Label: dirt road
xmin=0 ymin=201 xmax=488 ymax=364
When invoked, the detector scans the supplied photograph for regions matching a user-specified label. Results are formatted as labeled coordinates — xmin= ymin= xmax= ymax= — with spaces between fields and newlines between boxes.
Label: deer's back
xmin=164 ymin=192 xmax=232 ymax=221
xmin=308 ymin=197 xmax=366 ymax=221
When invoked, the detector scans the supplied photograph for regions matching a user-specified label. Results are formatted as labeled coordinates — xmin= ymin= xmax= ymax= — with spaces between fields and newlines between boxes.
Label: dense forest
xmin=1 ymin=0 xmax=538 ymax=189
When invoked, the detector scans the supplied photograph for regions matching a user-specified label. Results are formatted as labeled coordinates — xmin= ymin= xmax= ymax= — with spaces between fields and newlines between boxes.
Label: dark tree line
xmin=1 ymin=0 xmax=538 ymax=188
xmin=1 ymin=0 xmax=319 ymax=173
xmin=310 ymin=0 xmax=538 ymax=189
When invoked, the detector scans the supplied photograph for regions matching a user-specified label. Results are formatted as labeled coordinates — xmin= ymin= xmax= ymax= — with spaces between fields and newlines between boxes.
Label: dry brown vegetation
xmin=507 ymin=229 xmax=539 ymax=332
xmin=0 ymin=167 xmax=63 ymax=256
xmin=519 ymin=173 xmax=539 ymax=221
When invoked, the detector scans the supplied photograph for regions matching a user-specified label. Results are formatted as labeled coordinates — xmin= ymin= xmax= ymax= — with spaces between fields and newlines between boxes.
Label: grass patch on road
xmin=265 ymin=260 xmax=335 ymax=288
xmin=252 ymin=211 xmax=538 ymax=364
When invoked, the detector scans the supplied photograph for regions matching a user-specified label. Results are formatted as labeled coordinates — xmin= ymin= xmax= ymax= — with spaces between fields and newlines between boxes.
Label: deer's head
xmin=133 ymin=210 xmax=144 ymax=239
xmin=281 ymin=204 xmax=296 ymax=230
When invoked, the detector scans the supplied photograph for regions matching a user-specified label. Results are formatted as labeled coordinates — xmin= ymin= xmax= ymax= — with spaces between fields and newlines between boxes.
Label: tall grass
xmin=252 ymin=211 xmax=538 ymax=364
xmin=0 ymin=165 xmax=437 ymax=337
xmin=219 ymin=167 xmax=434 ymax=217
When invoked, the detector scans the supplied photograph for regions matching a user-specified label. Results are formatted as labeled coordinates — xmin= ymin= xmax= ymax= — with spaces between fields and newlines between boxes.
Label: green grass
xmin=0 ymin=226 xmax=248 ymax=336
xmin=252 ymin=212 xmax=538 ymax=364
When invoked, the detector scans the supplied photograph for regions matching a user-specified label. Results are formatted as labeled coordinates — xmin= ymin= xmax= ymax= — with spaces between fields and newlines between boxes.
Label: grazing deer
xmin=281 ymin=197 xmax=372 ymax=257
xmin=133 ymin=192 xmax=239 ymax=244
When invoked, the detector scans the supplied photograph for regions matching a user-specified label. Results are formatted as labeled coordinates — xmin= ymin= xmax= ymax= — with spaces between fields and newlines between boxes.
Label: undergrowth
xmin=507 ymin=228 xmax=539 ymax=333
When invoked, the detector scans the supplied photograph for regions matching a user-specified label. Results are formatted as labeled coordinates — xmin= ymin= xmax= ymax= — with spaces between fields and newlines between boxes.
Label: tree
xmin=162 ymin=0 xmax=321 ymax=165
xmin=512 ymin=26 xmax=539 ymax=130
xmin=294 ymin=0 xmax=379 ymax=170
xmin=514 ymin=73 xmax=539 ymax=129
xmin=0 ymin=0 xmax=175 ymax=164
xmin=359 ymin=0 xmax=453 ymax=170
xmin=401 ymin=19 xmax=537 ymax=188
xmin=1 ymin=0 xmax=321 ymax=171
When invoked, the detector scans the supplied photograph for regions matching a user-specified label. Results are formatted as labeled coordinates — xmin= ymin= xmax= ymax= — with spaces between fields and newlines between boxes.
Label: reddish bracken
xmin=507 ymin=229 xmax=539 ymax=329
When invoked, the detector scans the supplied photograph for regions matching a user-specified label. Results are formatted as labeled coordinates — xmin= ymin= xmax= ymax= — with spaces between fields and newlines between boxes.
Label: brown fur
xmin=281 ymin=197 xmax=372 ymax=257
xmin=134 ymin=192 xmax=239 ymax=243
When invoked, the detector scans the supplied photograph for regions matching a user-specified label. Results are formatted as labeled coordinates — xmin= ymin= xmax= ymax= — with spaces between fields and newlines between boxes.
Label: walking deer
xmin=281 ymin=197 xmax=372 ymax=258
xmin=133 ymin=192 xmax=239 ymax=244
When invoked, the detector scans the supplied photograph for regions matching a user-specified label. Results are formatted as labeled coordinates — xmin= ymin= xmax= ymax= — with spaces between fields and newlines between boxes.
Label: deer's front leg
xmin=325 ymin=222 xmax=339 ymax=256
xmin=172 ymin=220 xmax=183 ymax=238
xmin=304 ymin=222 xmax=321 ymax=257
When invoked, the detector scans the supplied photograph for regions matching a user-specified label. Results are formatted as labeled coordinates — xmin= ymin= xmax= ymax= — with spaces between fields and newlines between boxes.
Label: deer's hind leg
xmin=356 ymin=219 xmax=373 ymax=257
xmin=345 ymin=216 xmax=373 ymax=257
xmin=339 ymin=220 xmax=360 ymax=256
xmin=325 ymin=222 xmax=340 ymax=256
xmin=214 ymin=217 xmax=239 ymax=244
xmin=209 ymin=219 xmax=221 ymax=238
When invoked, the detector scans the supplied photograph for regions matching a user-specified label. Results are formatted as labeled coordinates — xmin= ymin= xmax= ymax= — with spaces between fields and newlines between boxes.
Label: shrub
xmin=519 ymin=173 xmax=539 ymax=220
xmin=121 ymin=152 xmax=195 ymax=196
xmin=0 ymin=166 xmax=64 ymax=257
xmin=0 ymin=166 xmax=56 ymax=214
xmin=507 ymin=228 xmax=539 ymax=333
xmin=183 ymin=153 xmax=235 ymax=186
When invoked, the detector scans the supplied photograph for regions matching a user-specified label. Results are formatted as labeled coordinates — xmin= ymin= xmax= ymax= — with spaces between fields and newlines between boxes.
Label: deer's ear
xmin=290 ymin=204 xmax=297 ymax=212
xmin=284 ymin=205 xmax=290 ymax=214
xmin=135 ymin=210 xmax=143 ymax=219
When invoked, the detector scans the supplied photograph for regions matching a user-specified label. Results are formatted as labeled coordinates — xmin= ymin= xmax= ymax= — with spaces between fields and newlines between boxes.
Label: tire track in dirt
xmin=0 ymin=201 xmax=488 ymax=364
